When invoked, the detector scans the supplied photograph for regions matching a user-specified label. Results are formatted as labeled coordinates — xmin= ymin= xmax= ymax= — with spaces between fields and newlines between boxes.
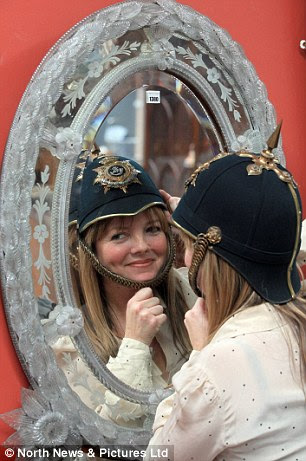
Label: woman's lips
xmin=127 ymin=259 xmax=154 ymax=268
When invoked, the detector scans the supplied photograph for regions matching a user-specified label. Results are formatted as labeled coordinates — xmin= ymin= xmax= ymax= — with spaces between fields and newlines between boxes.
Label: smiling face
xmin=95 ymin=209 xmax=168 ymax=282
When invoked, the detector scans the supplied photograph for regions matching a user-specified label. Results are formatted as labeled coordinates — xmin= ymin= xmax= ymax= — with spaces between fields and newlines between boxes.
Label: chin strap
xmin=188 ymin=227 xmax=222 ymax=297
xmin=69 ymin=252 xmax=79 ymax=271
xmin=79 ymin=231 xmax=176 ymax=289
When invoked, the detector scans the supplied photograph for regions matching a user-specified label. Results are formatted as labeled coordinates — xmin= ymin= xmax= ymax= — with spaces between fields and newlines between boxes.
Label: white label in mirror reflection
xmin=146 ymin=90 xmax=160 ymax=104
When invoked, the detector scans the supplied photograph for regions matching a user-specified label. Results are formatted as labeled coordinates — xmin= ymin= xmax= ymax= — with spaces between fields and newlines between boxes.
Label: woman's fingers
xmin=147 ymin=304 xmax=164 ymax=316
xmin=159 ymin=189 xmax=172 ymax=202
xmin=185 ymin=297 xmax=206 ymax=320
xmin=184 ymin=298 xmax=209 ymax=351
xmin=159 ymin=189 xmax=180 ymax=213
xmin=125 ymin=289 xmax=166 ymax=344
xmin=129 ymin=287 xmax=153 ymax=301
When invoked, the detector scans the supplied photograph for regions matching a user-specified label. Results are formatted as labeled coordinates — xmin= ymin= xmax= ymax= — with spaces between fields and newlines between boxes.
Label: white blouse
xmin=145 ymin=303 xmax=306 ymax=461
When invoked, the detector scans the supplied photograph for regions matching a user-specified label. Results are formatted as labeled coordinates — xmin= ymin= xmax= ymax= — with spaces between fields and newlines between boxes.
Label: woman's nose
xmin=130 ymin=233 xmax=149 ymax=253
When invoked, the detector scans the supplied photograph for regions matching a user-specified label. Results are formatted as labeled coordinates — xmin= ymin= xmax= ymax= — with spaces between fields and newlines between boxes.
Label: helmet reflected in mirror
xmin=77 ymin=155 xmax=166 ymax=233
xmin=76 ymin=154 xmax=176 ymax=290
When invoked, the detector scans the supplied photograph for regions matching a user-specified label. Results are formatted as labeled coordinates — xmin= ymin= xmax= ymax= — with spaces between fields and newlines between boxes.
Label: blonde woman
xmin=146 ymin=146 xmax=306 ymax=459
xmin=47 ymin=155 xmax=195 ymax=426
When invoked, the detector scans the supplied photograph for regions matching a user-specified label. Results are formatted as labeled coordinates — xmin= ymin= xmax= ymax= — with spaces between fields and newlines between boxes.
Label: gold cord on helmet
xmin=69 ymin=252 xmax=79 ymax=271
xmin=185 ymin=152 xmax=230 ymax=189
xmin=189 ymin=227 xmax=222 ymax=297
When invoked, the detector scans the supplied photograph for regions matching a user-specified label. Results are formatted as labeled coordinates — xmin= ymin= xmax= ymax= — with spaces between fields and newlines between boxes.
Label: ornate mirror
xmin=0 ymin=0 xmax=283 ymax=453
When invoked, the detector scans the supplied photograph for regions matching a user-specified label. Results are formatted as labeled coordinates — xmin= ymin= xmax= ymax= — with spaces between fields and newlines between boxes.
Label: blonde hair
xmin=184 ymin=234 xmax=306 ymax=385
xmin=77 ymin=207 xmax=191 ymax=362
xmin=200 ymin=250 xmax=261 ymax=339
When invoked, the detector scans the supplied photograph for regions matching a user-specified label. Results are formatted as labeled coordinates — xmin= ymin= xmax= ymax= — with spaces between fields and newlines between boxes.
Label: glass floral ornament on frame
xmin=42 ymin=304 xmax=84 ymax=345
xmin=0 ymin=388 xmax=82 ymax=448
xmin=54 ymin=128 xmax=83 ymax=161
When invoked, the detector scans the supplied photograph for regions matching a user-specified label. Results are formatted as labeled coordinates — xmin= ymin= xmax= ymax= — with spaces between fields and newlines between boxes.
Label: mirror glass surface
xmin=67 ymin=71 xmax=221 ymax=377
xmin=89 ymin=70 xmax=221 ymax=196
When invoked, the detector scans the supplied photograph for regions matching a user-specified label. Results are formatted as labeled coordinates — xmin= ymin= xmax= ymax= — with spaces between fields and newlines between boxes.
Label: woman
xmin=47 ymin=154 xmax=195 ymax=426
xmin=146 ymin=143 xmax=306 ymax=459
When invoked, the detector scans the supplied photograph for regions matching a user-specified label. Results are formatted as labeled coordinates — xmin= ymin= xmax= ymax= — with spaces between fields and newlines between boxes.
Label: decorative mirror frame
xmin=0 ymin=0 xmax=283 ymax=450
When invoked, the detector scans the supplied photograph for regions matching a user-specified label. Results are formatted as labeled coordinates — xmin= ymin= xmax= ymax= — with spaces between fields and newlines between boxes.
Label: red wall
xmin=1 ymin=0 xmax=305 ymax=443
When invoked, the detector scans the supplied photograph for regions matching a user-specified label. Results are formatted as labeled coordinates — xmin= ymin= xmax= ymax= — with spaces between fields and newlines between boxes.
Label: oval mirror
xmin=0 ymin=0 xmax=283 ymax=451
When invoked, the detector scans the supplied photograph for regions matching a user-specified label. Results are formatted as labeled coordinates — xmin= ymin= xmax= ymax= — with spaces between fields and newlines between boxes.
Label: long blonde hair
xmin=191 ymin=243 xmax=306 ymax=385
xmin=77 ymin=207 xmax=191 ymax=362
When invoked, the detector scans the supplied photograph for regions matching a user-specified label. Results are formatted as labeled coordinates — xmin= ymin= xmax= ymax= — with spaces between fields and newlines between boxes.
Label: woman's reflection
xmin=45 ymin=152 xmax=196 ymax=426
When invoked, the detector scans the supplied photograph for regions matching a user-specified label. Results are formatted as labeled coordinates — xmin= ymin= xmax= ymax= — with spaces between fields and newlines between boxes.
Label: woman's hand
xmin=124 ymin=287 xmax=167 ymax=345
xmin=159 ymin=189 xmax=180 ymax=214
xmin=184 ymin=298 xmax=209 ymax=351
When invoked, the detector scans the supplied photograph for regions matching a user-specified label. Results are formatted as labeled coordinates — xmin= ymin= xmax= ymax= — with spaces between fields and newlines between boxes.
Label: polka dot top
xmin=145 ymin=303 xmax=306 ymax=461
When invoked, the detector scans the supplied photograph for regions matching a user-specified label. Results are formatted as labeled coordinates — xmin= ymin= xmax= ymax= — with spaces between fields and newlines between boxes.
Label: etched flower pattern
xmin=231 ymin=129 xmax=267 ymax=153
xmin=176 ymin=46 xmax=242 ymax=121
xmin=33 ymin=224 xmax=49 ymax=244
xmin=61 ymin=40 xmax=141 ymax=116
xmin=207 ymin=67 xmax=221 ymax=83
xmin=32 ymin=166 xmax=52 ymax=300
xmin=87 ymin=61 xmax=104 ymax=78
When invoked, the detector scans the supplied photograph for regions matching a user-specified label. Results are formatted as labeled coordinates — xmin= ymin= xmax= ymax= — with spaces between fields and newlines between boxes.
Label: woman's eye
xmin=110 ymin=233 xmax=126 ymax=241
xmin=147 ymin=225 xmax=161 ymax=234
